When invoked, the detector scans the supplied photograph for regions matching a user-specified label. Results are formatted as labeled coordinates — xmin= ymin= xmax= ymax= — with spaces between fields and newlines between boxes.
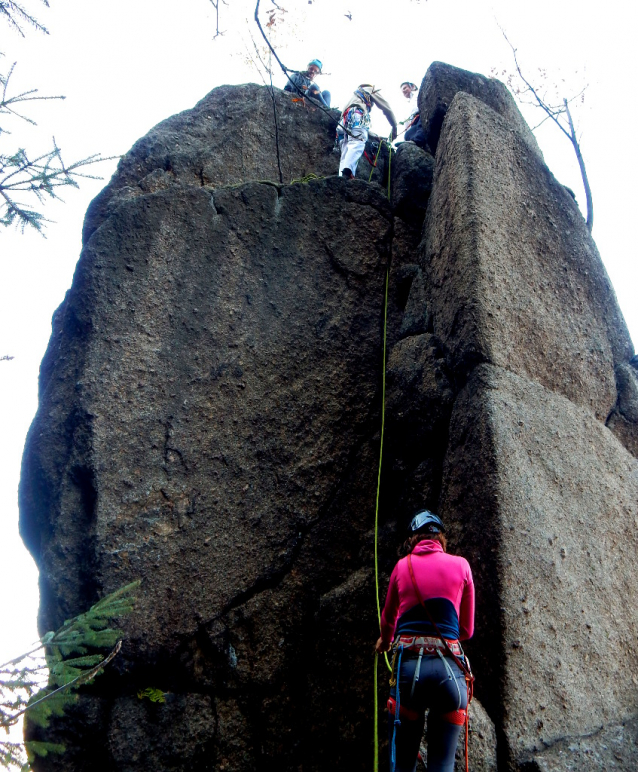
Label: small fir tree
xmin=0 ymin=581 xmax=139 ymax=771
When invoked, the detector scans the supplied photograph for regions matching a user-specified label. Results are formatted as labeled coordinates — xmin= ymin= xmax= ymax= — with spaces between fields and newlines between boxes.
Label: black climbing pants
xmin=404 ymin=118 xmax=426 ymax=149
xmin=388 ymin=652 xmax=467 ymax=772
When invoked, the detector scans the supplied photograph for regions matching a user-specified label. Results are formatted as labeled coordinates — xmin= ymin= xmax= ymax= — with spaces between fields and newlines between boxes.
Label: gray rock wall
xmin=21 ymin=175 xmax=396 ymax=771
xmin=414 ymin=88 xmax=638 ymax=769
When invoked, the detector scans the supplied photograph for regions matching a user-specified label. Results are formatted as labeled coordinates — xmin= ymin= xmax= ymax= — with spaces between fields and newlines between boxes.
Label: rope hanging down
xmin=254 ymin=0 xmax=357 ymax=140
xmin=373 ymin=158 xmax=393 ymax=772
xmin=374 ymin=266 xmax=392 ymax=675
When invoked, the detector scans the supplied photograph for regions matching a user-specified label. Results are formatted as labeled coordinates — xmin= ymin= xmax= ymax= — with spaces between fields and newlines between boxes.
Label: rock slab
xmin=422 ymin=91 xmax=632 ymax=422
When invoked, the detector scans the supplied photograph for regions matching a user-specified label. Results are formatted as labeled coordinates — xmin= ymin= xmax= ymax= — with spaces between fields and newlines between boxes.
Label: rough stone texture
xmin=521 ymin=717 xmax=638 ymax=771
xmin=386 ymin=218 xmax=425 ymax=349
xmin=21 ymin=174 xmax=395 ymax=770
xmin=385 ymin=334 xmax=454 ymax=462
xmin=390 ymin=143 xmax=434 ymax=225
xmin=423 ymin=91 xmax=633 ymax=421
xmin=440 ymin=364 xmax=638 ymax=769
xmin=83 ymin=84 xmax=341 ymax=244
xmin=417 ymin=61 xmax=542 ymax=158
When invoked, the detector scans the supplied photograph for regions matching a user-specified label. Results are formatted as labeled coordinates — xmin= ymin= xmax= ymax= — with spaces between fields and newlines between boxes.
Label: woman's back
xmin=380 ymin=540 xmax=474 ymax=645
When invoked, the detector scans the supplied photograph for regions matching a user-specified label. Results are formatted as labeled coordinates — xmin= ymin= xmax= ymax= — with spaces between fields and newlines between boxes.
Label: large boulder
xmin=416 ymin=77 xmax=638 ymax=771
xmin=417 ymin=61 xmax=542 ymax=158
xmin=21 ymin=174 xmax=395 ymax=770
xmin=20 ymin=66 xmax=638 ymax=772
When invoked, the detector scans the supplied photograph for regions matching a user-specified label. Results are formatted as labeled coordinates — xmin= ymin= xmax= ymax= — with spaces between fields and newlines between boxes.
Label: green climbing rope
xmin=374 ymin=266 xmax=392 ymax=672
xmin=373 ymin=138 xmax=394 ymax=772
xmin=290 ymin=173 xmax=325 ymax=185
xmin=368 ymin=141 xmax=384 ymax=183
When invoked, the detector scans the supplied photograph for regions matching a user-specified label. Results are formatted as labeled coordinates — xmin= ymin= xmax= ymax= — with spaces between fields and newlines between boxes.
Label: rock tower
xmin=20 ymin=63 xmax=638 ymax=771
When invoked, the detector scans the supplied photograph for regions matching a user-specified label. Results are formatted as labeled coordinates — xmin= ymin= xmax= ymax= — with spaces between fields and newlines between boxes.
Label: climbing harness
xmin=395 ymin=634 xmax=464 ymax=657
xmin=410 ymin=647 xmax=424 ymax=697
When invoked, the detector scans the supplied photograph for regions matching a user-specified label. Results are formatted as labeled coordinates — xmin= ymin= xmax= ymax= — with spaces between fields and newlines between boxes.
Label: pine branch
xmin=9 ymin=641 xmax=122 ymax=727
xmin=0 ymin=141 xmax=118 ymax=233
xmin=0 ymin=581 xmax=139 ymax=741
xmin=0 ymin=1 xmax=49 ymax=38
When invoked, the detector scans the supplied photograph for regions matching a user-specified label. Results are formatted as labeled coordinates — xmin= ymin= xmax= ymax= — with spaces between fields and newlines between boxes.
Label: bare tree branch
xmin=208 ymin=0 xmax=227 ymax=40
xmin=0 ymin=1 xmax=50 ymax=38
xmin=564 ymin=97 xmax=593 ymax=231
xmin=499 ymin=25 xmax=594 ymax=232
xmin=253 ymin=0 xmax=356 ymax=139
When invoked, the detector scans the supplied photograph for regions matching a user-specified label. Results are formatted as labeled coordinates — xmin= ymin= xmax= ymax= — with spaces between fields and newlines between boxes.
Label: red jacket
xmin=380 ymin=540 xmax=475 ymax=646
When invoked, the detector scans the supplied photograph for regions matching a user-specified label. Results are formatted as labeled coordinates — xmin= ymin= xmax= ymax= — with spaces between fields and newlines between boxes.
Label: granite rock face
xmin=441 ymin=365 xmax=638 ymax=767
xmin=21 ymin=176 xmax=397 ymax=770
xmin=422 ymin=91 xmax=632 ymax=422
xmin=417 ymin=61 xmax=542 ymax=158
xmin=20 ymin=64 xmax=638 ymax=772
xmin=607 ymin=362 xmax=638 ymax=457
xmin=413 ymin=81 xmax=638 ymax=770
xmin=82 ymin=84 xmax=341 ymax=244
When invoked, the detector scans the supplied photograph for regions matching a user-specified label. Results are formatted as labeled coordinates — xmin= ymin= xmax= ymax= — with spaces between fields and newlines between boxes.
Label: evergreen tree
xmin=0 ymin=581 xmax=139 ymax=771
xmin=0 ymin=0 xmax=112 ymax=233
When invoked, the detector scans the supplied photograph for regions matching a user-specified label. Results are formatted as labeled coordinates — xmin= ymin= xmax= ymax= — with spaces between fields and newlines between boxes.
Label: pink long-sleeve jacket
xmin=380 ymin=540 xmax=475 ymax=647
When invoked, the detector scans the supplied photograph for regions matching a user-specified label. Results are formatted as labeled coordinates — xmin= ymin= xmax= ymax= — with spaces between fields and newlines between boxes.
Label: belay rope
xmin=368 ymin=130 xmax=395 ymax=189
xmin=371 ymin=149 xmax=472 ymax=772
xmin=373 ymin=163 xmax=392 ymax=772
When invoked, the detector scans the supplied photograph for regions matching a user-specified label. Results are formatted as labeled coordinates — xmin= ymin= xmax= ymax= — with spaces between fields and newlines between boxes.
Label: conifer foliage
xmin=0 ymin=581 xmax=139 ymax=771
xmin=0 ymin=0 xmax=111 ymax=233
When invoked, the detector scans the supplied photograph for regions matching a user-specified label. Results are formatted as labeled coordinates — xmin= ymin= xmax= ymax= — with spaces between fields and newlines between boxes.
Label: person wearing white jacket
xmin=339 ymin=85 xmax=397 ymax=178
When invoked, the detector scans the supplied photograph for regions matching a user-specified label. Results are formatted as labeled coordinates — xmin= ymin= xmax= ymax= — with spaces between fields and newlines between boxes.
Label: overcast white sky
xmin=1 ymin=0 xmax=636 ymax=677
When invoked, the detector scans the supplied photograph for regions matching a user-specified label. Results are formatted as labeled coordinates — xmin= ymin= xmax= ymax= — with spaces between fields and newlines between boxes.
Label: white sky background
xmin=1 ymin=0 xmax=636 ymax=692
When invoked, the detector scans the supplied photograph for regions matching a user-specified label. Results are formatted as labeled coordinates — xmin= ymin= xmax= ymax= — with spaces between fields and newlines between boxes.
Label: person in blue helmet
xmin=376 ymin=510 xmax=475 ymax=772
xmin=283 ymin=59 xmax=331 ymax=107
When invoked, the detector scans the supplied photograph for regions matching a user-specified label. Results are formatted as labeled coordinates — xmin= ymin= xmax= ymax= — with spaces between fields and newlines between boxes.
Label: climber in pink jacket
xmin=376 ymin=510 xmax=475 ymax=772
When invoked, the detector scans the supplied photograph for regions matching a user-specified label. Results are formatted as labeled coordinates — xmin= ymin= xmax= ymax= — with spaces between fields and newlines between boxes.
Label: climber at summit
xmin=284 ymin=59 xmax=331 ymax=107
xmin=338 ymin=84 xmax=398 ymax=179
xmin=399 ymin=81 xmax=426 ymax=149
xmin=376 ymin=510 xmax=475 ymax=772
